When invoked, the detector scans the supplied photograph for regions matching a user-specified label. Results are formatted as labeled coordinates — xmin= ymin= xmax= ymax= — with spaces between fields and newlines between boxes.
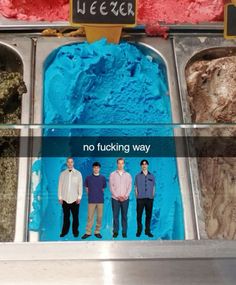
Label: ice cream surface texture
xmin=0 ymin=71 xmax=27 ymax=123
xmin=186 ymin=55 xmax=236 ymax=240
xmin=198 ymin=152 xmax=236 ymax=240
xmin=0 ymin=71 xmax=27 ymax=242
xmin=44 ymin=39 xmax=170 ymax=124
xmin=186 ymin=56 xmax=236 ymax=123
xmin=29 ymin=39 xmax=185 ymax=241
xmin=0 ymin=0 xmax=69 ymax=21
xmin=139 ymin=0 xmax=228 ymax=34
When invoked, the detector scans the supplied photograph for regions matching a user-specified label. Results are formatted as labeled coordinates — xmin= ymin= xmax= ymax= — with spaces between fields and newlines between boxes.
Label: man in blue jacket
xmin=135 ymin=159 xmax=155 ymax=238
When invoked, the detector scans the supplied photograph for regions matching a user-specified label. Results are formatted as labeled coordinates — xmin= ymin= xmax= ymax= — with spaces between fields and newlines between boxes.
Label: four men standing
xmin=58 ymin=157 xmax=156 ymax=239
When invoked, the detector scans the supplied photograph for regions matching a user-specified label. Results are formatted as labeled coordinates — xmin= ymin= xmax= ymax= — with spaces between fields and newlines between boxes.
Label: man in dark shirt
xmin=82 ymin=162 xmax=107 ymax=239
xmin=135 ymin=159 xmax=155 ymax=238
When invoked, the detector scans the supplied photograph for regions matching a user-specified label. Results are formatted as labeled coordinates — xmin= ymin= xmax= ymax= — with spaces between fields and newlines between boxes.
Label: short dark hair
xmin=140 ymin=159 xmax=149 ymax=166
xmin=93 ymin=161 xmax=101 ymax=167
xmin=67 ymin=157 xmax=74 ymax=162
xmin=117 ymin=157 xmax=124 ymax=163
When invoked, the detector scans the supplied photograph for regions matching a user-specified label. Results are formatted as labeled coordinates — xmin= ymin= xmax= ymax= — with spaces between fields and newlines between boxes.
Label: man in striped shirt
xmin=109 ymin=158 xmax=132 ymax=238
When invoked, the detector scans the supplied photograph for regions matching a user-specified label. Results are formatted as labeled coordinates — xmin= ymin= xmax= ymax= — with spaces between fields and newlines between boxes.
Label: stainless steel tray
xmin=0 ymin=36 xmax=32 ymax=242
xmin=28 ymin=36 xmax=198 ymax=242
xmin=0 ymin=240 xmax=236 ymax=284
xmin=173 ymin=36 xmax=236 ymax=239
xmin=173 ymin=36 xmax=236 ymax=124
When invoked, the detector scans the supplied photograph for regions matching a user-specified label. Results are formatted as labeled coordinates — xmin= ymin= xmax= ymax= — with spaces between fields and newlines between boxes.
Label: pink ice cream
xmin=138 ymin=0 xmax=229 ymax=35
xmin=0 ymin=0 xmax=69 ymax=21
xmin=0 ymin=0 xmax=229 ymax=33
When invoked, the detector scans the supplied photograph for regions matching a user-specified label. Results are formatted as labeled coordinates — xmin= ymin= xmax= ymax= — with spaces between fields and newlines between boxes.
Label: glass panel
xmin=28 ymin=126 xmax=184 ymax=242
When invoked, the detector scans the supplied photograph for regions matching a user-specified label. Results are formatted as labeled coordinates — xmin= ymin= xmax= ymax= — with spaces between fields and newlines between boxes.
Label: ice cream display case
xmin=0 ymin=1 xmax=236 ymax=283
xmin=0 ymin=34 xmax=235 ymax=243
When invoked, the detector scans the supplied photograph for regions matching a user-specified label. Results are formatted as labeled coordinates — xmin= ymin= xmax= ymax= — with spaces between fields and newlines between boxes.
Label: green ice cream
xmin=0 ymin=71 xmax=27 ymax=242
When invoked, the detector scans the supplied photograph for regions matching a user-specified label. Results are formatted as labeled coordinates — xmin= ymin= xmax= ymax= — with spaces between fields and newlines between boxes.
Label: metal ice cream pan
xmin=173 ymin=36 xmax=236 ymax=124
xmin=0 ymin=36 xmax=32 ymax=242
xmin=173 ymin=36 xmax=236 ymax=239
xmin=26 ymin=36 xmax=199 ymax=242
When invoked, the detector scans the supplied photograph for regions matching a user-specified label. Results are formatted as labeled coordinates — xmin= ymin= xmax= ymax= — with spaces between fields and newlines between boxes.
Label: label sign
xmin=70 ymin=0 xmax=137 ymax=26
xmin=224 ymin=4 xmax=236 ymax=39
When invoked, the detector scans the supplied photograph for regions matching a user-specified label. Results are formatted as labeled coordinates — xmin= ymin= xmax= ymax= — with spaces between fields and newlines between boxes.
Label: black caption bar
xmin=0 ymin=136 xmax=236 ymax=157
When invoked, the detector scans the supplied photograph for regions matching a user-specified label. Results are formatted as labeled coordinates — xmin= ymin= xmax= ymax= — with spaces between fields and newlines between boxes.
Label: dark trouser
xmin=61 ymin=200 xmax=79 ymax=235
xmin=137 ymin=198 xmax=154 ymax=234
xmin=112 ymin=198 xmax=129 ymax=234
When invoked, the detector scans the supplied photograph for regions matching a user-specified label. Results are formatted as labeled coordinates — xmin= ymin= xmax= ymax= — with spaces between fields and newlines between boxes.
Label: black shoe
xmin=60 ymin=233 xmax=67 ymax=238
xmin=145 ymin=232 xmax=154 ymax=238
xmin=113 ymin=232 xmax=118 ymax=238
xmin=136 ymin=232 xmax=141 ymax=237
xmin=122 ymin=232 xmax=127 ymax=238
xmin=73 ymin=232 xmax=79 ymax=238
xmin=95 ymin=233 xmax=102 ymax=239
xmin=82 ymin=234 xmax=91 ymax=239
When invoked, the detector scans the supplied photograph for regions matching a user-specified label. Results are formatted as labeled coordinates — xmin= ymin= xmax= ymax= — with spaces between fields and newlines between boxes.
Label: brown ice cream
xmin=186 ymin=56 xmax=236 ymax=123
xmin=198 ymin=155 xmax=236 ymax=239
xmin=0 ymin=71 xmax=27 ymax=242
xmin=186 ymin=56 xmax=236 ymax=240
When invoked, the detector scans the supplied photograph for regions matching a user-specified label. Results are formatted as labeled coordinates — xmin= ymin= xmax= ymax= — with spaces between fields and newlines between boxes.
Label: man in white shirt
xmin=58 ymin=157 xmax=83 ymax=238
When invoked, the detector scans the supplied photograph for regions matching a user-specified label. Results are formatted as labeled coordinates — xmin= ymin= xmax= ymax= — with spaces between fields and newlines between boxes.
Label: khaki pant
xmin=86 ymin=203 xmax=104 ymax=235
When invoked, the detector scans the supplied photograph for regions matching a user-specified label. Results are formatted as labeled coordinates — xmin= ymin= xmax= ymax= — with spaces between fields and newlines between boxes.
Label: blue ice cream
xmin=29 ymin=39 xmax=184 ymax=241
xmin=44 ymin=38 xmax=170 ymax=124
